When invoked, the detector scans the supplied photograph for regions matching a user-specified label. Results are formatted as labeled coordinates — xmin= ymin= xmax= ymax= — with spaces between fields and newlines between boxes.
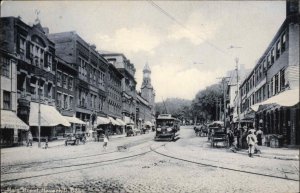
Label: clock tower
xmin=141 ymin=62 xmax=155 ymax=114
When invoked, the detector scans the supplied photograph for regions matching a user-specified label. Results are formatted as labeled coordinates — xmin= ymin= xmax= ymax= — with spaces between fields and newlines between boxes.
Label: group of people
xmin=227 ymin=126 xmax=264 ymax=157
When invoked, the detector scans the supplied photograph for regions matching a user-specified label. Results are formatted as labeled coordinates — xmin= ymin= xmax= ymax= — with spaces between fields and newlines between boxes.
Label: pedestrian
xmin=246 ymin=130 xmax=257 ymax=157
xmin=27 ymin=131 xmax=33 ymax=147
xmin=227 ymin=129 xmax=235 ymax=147
xmin=241 ymin=126 xmax=248 ymax=149
xmin=256 ymin=127 xmax=263 ymax=146
xmin=103 ymin=135 xmax=109 ymax=151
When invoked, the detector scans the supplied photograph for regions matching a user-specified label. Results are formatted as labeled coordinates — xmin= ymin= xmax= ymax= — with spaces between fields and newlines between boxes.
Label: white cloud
xmin=167 ymin=11 xmax=219 ymax=45
xmin=94 ymin=25 xmax=161 ymax=53
xmin=151 ymin=64 xmax=219 ymax=100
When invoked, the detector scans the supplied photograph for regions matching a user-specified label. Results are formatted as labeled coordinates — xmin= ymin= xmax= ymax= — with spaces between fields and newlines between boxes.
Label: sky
xmin=1 ymin=1 xmax=286 ymax=102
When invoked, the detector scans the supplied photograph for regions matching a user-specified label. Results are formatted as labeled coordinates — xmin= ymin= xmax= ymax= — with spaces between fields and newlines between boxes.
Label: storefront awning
xmin=124 ymin=116 xmax=134 ymax=124
xmin=1 ymin=110 xmax=29 ymax=130
xmin=29 ymin=102 xmax=71 ymax=127
xmin=63 ymin=116 xmax=86 ymax=125
xmin=116 ymin=118 xmax=126 ymax=126
xmin=251 ymin=88 xmax=299 ymax=112
xmin=108 ymin=117 xmax=120 ymax=125
xmin=97 ymin=116 xmax=110 ymax=125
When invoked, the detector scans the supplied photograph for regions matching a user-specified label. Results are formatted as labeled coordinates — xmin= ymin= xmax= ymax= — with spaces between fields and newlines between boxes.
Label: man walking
xmin=246 ymin=130 xmax=257 ymax=158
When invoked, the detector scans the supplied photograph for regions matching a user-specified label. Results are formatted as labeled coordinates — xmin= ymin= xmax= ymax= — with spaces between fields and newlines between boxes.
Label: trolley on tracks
xmin=154 ymin=114 xmax=180 ymax=141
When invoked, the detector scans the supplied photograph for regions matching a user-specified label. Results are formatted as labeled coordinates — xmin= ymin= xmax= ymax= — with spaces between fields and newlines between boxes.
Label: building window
xmin=267 ymin=54 xmax=271 ymax=67
xmin=274 ymin=74 xmax=279 ymax=94
xmin=280 ymin=69 xmax=285 ymax=90
xmin=281 ymin=33 xmax=286 ymax=52
xmin=3 ymin=91 xmax=11 ymax=110
xmin=19 ymin=37 xmax=26 ymax=56
xmin=57 ymin=92 xmax=62 ymax=108
xmin=271 ymin=48 xmax=275 ymax=64
xmin=48 ymin=54 xmax=52 ymax=71
xmin=62 ymin=74 xmax=67 ymax=89
xmin=68 ymin=76 xmax=73 ymax=91
xmin=1 ymin=57 xmax=10 ymax=77
xmin=57 ymin=71 xmax=62 ymax=87
xmin=64 ymin=94 xmax=68 ymax=109
xmin=270 ymin=78 xmax=274 ymax=96
xmin=69 ymin=96 xmax=73 ymax=110
xmin=276 ymin=41 xmax=281 ymax=59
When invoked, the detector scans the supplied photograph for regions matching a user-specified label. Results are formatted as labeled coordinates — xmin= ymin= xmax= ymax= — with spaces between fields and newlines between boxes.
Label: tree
xmin=190 ymin=83 xmax=223 ymax=123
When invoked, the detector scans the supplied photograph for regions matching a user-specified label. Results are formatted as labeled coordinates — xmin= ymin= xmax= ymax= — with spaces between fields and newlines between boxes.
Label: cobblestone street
xmin=1 ymin=126 xmax=299 ymax=193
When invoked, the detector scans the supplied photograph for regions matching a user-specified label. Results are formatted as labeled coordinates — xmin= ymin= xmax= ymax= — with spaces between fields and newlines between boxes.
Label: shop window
xmin=1 ymin=57 xmax=10 ymax=77
xmin=3 ymin=91 xmax=11 ymax=110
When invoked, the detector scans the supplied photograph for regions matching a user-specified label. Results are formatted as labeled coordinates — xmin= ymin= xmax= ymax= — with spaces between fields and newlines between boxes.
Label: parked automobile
xmin=65 ymin=133 xmax=79 ymax=146
xmin=64 ymin=132 xmax=86 ymax=146
xmin=126 ymin=124 xmax=141 ymax=136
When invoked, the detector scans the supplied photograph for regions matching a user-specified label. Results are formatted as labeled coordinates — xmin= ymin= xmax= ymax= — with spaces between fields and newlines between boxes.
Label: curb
xmin=235 ymin=151 xmax=299 ymax=161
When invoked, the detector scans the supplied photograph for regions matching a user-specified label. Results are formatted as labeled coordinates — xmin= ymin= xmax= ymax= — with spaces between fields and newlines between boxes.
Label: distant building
xmin=100 ymin=51 xmax=137 ymax=126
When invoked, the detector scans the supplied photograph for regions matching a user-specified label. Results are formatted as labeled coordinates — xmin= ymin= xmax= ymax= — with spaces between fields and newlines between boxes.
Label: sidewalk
xmin=1 ymin=134 xmax=128 ymax=151
xmin=234 ymin=145 xmax=299 ymax=161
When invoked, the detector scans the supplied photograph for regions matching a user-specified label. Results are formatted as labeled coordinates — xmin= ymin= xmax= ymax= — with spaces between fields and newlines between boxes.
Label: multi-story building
xmin=0 ymin=17 xmax=70 ymax=141
xmin=55 ymin=56 xmax=85 ymax=135
xmin=48 ymin=32 xmax=108 ymax=131
xmin=105 ymin=63 xmax=124 ymax=134
xmin=136 ymin=93 xmax=152 ymax=129
xmin=0 ymin=49 xmax=29 ymax=146
xmin=238 ymin=0 xmax=300 ymax=146
xmin=100 ymin=51 xmax=137 ymax=126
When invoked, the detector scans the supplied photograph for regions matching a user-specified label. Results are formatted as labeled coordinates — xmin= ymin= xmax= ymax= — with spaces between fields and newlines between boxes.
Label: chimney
xmin=286 ymin=0 xmax=300 ymax=17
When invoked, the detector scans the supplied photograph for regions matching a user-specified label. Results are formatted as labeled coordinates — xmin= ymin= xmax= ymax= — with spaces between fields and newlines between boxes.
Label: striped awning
xmin=97 ymin=116 xmax=110 ymax=125
xmin=1 ymin=110 xmax=29 ymax=130
xmin=29 ymin=102 xmax=70 ymax=127
xmin=108 ymin=117 xmax=120 ymax=126
xmin=63 ymin=116 xmax=86 ymax=125
xmin=116 ymin=118 xmax=126 ymax=126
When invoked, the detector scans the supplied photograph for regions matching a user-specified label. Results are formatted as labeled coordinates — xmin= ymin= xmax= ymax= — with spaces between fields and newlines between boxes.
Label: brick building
xmin=48 ymin=32 xmax=108 ymax=132
xmin=0 ymin=17 xmax=70 ymax=142
xmin=100 ymin=51 xmax=137 ymax=126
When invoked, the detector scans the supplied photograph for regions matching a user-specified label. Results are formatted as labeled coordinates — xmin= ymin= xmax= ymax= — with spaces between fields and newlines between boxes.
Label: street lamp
xmin=37 ymin=66 xmax=50 ymax=148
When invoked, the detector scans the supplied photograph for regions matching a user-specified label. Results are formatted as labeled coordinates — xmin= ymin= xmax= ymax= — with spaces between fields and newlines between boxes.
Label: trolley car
xmin=155 ymin=114 xmax=180 ymax=141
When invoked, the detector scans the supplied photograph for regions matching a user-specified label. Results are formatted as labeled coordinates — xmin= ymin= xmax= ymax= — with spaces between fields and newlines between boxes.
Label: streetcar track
xmin=150 ymin=146 xmax=299 ymax=182
xmin=2 ymin=142 xmax=154 ymax=175
xmin=1 ymin=143 xmax=166 ymax=183
xmin=2 ymin=138 xmax=153 ymax=168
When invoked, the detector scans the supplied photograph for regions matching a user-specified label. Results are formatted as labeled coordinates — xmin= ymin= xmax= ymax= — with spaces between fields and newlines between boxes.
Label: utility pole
xmin=216 ymin=99 xmax=218 ymax=121
xmin=217 ymin=77 xmax=230 ymax=127
xmin=235 ymin=57 xmax=241 ymax=130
